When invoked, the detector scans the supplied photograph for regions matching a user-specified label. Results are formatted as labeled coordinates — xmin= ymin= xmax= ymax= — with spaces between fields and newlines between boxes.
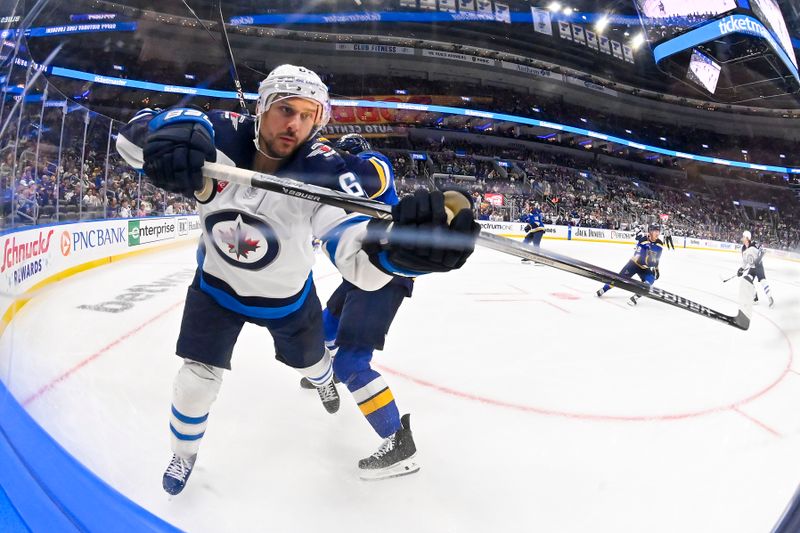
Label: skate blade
xmin=359 ymin=455 xmax=420 ymax=481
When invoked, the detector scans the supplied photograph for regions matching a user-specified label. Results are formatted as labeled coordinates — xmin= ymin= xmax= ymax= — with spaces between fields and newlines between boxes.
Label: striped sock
xmin=301 ymin=349 xmax=334 ymax=388
xmin=334 ymin=347 xmax=402 ymax=438
xmin=170 ymin=405 xmax=209 ymax=457
xmin=351 ymin=375 xmax=401 ymax=439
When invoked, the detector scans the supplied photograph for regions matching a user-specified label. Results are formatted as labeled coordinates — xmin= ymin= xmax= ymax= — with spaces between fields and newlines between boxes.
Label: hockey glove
xmin=143 ymin=108 xmax=217 ymax=197
xmin=364 ymin=190 xmax=480 ymax=275
xmin=650 ymin=266 xmax=660 ymax=280
xmin=737 ymin=267 xmax=745 ymax=277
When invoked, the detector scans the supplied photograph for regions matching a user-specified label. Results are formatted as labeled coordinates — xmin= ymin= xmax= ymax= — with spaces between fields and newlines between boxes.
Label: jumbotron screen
xmin=634 ymin=0 xmax=738 ymax=43
xmin=686 ymin=48 xmax=722 ymax=93
xmin=749 ymin=0 xmax=798 ymax=68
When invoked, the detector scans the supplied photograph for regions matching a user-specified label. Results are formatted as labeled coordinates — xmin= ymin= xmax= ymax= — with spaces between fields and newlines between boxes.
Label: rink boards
xmin=477 ymin=220 xmax=800 ymax=258
xmin=0 ymin=216 xmax=202 ymax=335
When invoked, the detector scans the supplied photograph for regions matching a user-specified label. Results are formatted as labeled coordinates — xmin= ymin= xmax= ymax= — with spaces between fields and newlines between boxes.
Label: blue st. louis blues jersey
xmin=522 ymin=210 xmax=544 ymax=232
xmin=631 ymin=235 xmax=663 ymax=269
xmin=116 ymin=109 xmax=392 ymax=317
xmin=340 ymin=150 xmax=399 ymax=206
xmin=338 ymin=148 xmax=413 ymax=295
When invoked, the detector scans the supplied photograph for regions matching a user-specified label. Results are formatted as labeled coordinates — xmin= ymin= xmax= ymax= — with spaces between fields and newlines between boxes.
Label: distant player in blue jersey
xmin=520 ymin=207 xmax=545 ymax=263
xmin=596 ymin=224 xmax=663 ymax=306
xmin=301 ymin=133 xmax=418 ymax=480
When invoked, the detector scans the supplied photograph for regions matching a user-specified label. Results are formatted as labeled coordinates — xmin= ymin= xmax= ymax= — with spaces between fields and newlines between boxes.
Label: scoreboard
xmin=634 ymin=0 xmax=799 ymax=101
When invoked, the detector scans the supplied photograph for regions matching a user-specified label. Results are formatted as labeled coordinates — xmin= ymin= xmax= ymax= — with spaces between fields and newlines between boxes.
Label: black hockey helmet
xmin=335 ymin=133 xmax=372 ymax=155
xmin=648 ymin=223 xmax=661 ymax=232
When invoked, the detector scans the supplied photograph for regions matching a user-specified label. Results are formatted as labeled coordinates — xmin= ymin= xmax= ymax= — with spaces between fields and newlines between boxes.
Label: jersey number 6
xmin=339 ymin=172 xmax=366 ymax=197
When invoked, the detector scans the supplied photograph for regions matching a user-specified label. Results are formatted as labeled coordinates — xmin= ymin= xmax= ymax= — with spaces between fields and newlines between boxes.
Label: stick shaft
xmin=202 ymin=162 xmax=751 ymax=330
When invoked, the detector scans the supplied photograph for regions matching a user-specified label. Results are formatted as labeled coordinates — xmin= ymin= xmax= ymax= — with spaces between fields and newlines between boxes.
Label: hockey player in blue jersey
xmin=115 ymin=65 xmax=479 ymax=495
xmin=596 ymin=224 xmax=663 ymax=306
xmin=520 ymin=207 xmax=545 ymax=263
xmin=300 ymin=133 xmax=417 ymax=479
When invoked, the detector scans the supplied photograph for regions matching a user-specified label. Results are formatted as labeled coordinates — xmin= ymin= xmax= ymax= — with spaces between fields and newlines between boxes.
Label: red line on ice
xmin=731 ymin=407 xmax=782 ymax=438
xmin=21 ymin=270 xmax=342 ymax=407
xmin=376 ymin=310 xmax=793 ymax=429
xmin=22 ymin=300 xmax=184 ymax=407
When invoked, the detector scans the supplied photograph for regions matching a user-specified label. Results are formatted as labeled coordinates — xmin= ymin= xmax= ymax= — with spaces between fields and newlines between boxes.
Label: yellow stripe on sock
xmin=358 ymin=388 xmax=394 ymax=416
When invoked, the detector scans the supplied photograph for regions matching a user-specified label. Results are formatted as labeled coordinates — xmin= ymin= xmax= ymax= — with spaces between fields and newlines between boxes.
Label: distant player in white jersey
xmin=738 ymin=230 xmax=774 ymax=308
xmin=115 ymin=65 xmax=479 ymax=495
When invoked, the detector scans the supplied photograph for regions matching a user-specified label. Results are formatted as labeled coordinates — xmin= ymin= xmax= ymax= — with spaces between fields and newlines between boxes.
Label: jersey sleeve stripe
xmin=321 ymin=216 xmax=372 ymax=266
xmin=367 ymin=157 xmax=389 ymax=200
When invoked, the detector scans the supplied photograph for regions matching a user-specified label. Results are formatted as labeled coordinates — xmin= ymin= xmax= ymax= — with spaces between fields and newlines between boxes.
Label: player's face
xmin=258 ymin=97 xmax=320 ymax=158
xmin=649 ymin=230 xmax=660 ymax=241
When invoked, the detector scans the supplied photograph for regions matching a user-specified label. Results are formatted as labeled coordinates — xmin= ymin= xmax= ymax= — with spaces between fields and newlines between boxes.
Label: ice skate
xmin=359 ymin=414 xmax=420 ymax=481
xmin=316 ymin=379 xmax=340 ymax=414
xmin=163 ymin=453 xmax=196 ymax=496
xmin=300 ymin=373 xmax=341 ymax=389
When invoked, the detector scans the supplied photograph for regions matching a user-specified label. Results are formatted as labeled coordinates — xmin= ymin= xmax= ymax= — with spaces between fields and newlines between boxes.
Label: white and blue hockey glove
xmin=143 ymin=108 xmax=217 ymax=197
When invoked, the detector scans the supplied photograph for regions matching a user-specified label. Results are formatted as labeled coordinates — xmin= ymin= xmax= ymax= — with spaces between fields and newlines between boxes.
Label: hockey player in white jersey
xmin=738 ymin=230 xmax=774 ymax=308
xmin=115 ymin=65 xmax=479 ymax=495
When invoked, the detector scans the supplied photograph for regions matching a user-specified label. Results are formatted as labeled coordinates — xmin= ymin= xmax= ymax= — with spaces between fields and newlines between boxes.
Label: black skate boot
xmin=163 ymin=453 xmax=196 ymax=495
xmin=627 ymin=294 xmax=640 ymax=307
xmin=359 ymin=414 xmax=420 ymax=481
xmin=316 ymin=379 xmax=340 ymax=414
xmin=596 ymin=288 xmax=607 ymax=297
xmin=300 ymin=373 xmax=340 ymax=389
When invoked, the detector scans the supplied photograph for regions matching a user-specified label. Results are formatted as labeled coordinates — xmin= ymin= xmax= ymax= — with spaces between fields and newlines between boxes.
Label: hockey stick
xmin=202 ymin=162 xmax=753 ymax=330
xmin=180 ymin=0 xmax=250 ymax=115
xmin=215 ymin=2 xmax=248 ymax=115
xmin=772 ymin=483 xmax=800 ymax=533
xmin=721 ymin=273 xmax=737 ymax=283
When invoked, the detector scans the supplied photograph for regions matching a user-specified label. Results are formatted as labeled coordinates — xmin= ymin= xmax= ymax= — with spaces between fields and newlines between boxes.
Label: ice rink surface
xmin=1 ymin=237 xmax=799 ymax=533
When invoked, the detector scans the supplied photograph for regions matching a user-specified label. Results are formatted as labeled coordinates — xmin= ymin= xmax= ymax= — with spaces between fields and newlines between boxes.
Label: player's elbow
xmin=347 ymin=272 xmax=392 ymax=292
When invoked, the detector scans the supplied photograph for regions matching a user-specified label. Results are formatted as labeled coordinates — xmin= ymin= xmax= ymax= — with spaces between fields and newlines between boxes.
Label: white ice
xmin=2 ymin=238 xmax=799 ymax=533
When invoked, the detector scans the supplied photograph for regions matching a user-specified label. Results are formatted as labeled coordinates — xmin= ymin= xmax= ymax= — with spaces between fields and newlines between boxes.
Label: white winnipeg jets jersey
xmin=741 ymin=241 xmax=765 ymax=270
xmin=116 ymin=109 xmax=390 ymax=316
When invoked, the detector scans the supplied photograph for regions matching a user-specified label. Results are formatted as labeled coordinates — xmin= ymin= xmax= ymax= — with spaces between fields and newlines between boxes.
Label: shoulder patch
xmin=307 ymin=142 xmax=337 ymax=159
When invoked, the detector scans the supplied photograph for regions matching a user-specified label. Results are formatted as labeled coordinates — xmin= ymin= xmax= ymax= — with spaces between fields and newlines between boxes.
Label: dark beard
xmin=259 ymin=130 xmax=296 ymax=159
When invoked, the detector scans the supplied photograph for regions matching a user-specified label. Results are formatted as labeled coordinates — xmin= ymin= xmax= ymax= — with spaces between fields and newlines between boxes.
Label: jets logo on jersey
xmin=307 ymin=142 xmax=336 ymax=159
xmin=205 ymin=211 xmax=280 ymax=270
xmin=221 ymin=223 xmax=260 ymax=259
